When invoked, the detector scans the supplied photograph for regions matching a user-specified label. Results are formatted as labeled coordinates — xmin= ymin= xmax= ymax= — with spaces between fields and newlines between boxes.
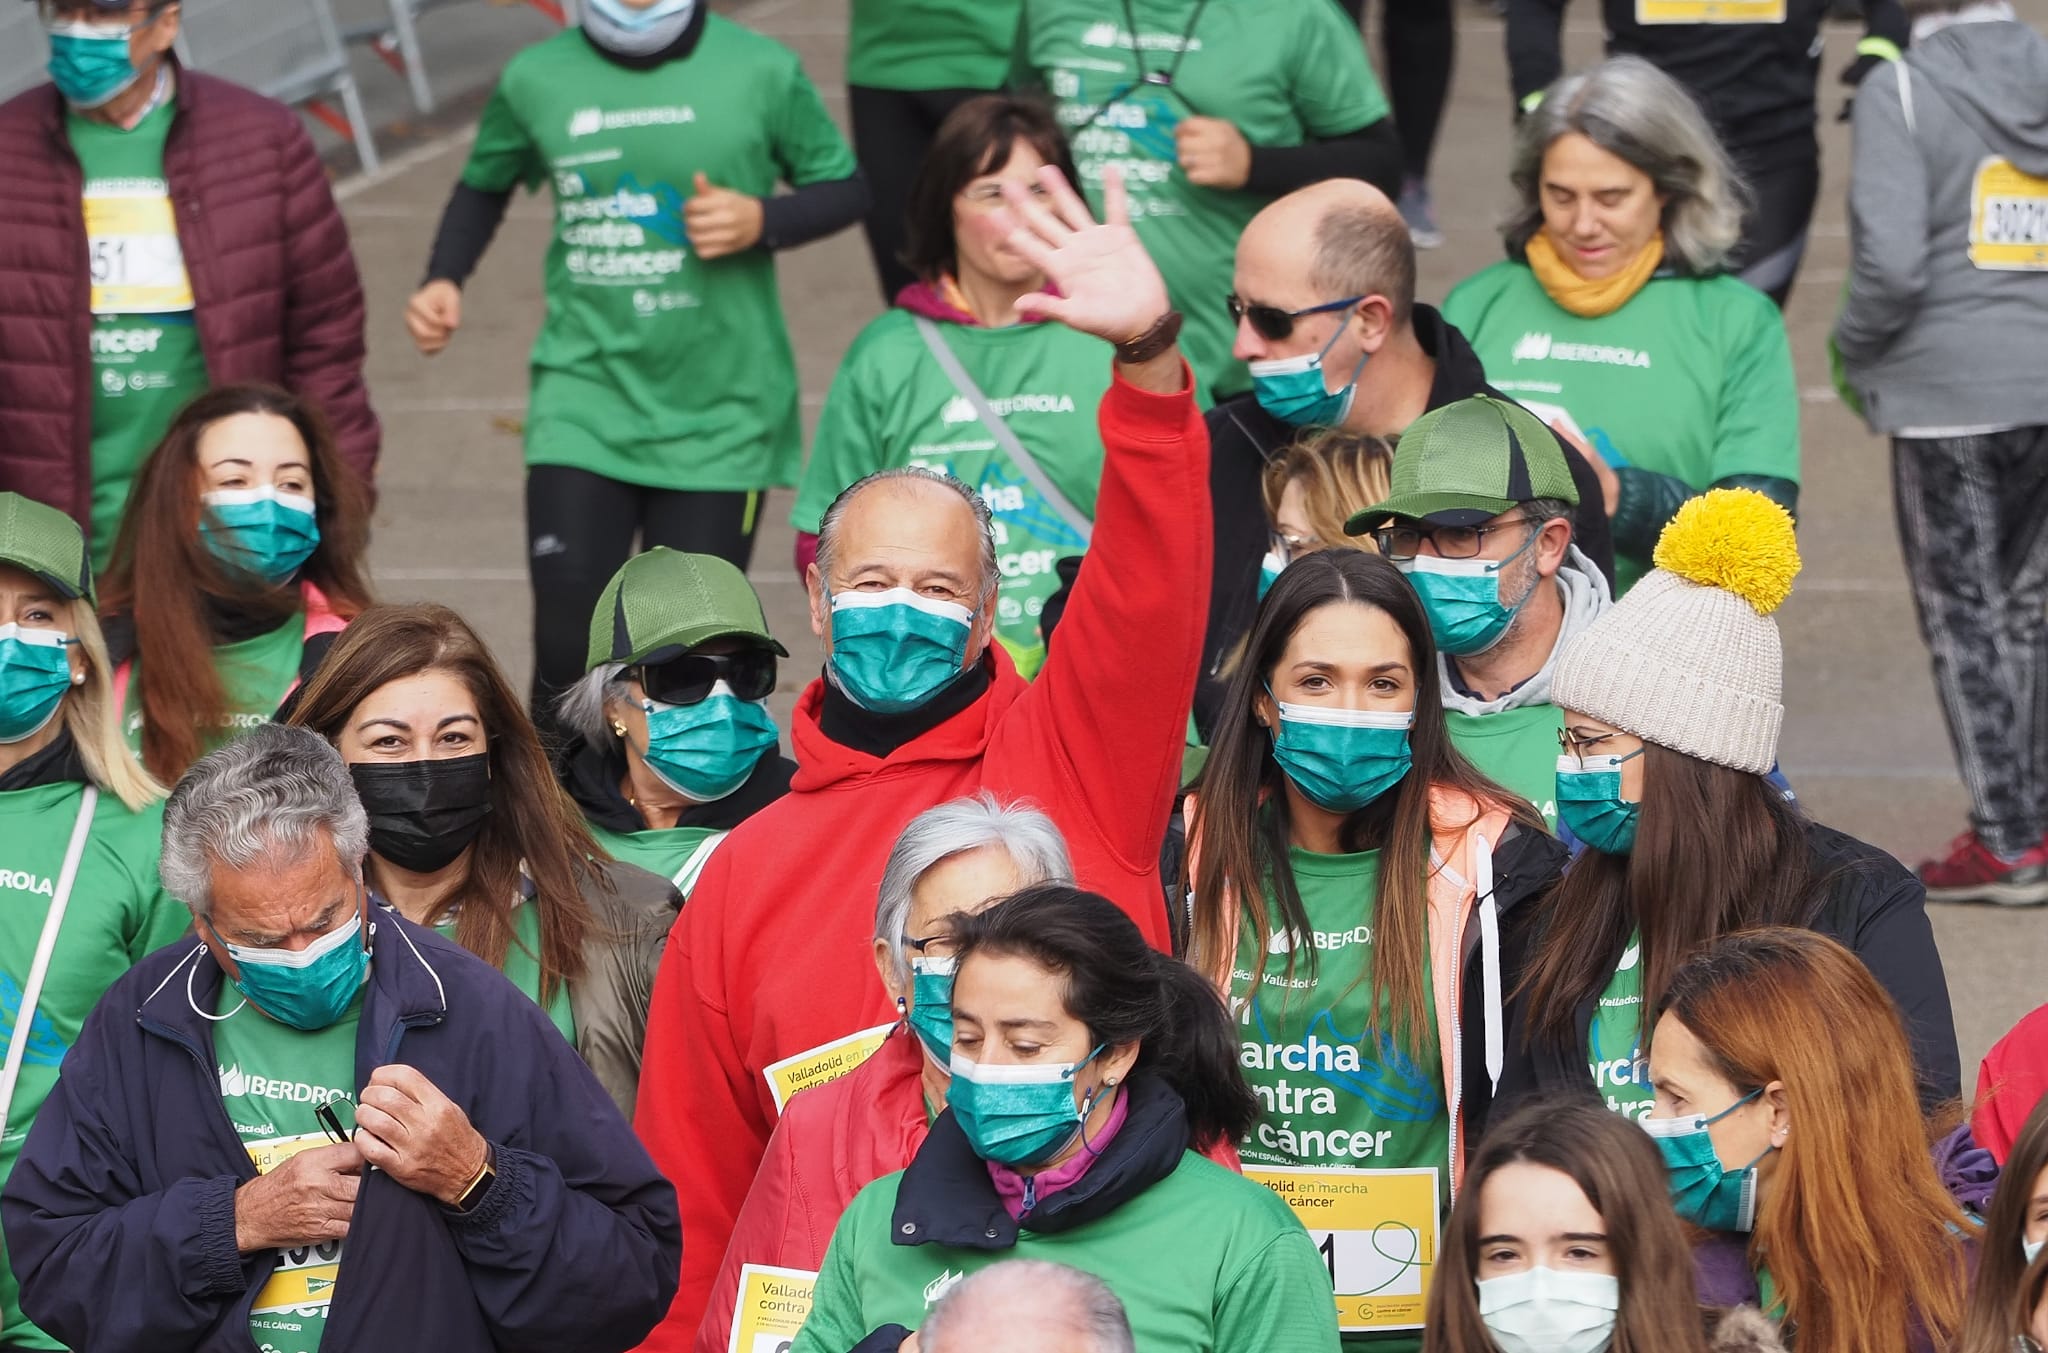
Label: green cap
xmin=1345 ymin=395 xmax=1579 ymax=535
xmin=0 ymin=493 xmax=94 ymax=607
xmin=586 ymin=548 xmax=787 ymax=669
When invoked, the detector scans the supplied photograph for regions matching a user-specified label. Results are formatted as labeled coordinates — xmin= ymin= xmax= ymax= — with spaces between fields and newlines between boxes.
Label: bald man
xmin=631 ymin=168 xmax=1210 ymax=1349
xmin=920 ymin=1262 xmax=1135 ymax=1353
xmin=1192 ymin=178 xmax=1614 ymax=735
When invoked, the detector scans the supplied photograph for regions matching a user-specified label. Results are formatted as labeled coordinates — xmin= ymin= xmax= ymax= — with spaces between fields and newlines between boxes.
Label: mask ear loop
xmin=187 ymin=946 xmax=247 ymax=1022
xmin=1072 ymin=1046 xmax=1121 ymax=1158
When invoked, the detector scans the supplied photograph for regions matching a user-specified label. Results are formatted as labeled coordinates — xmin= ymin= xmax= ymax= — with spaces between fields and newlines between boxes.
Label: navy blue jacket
xmin=0 ymin=912 xmax=681 ymax=1353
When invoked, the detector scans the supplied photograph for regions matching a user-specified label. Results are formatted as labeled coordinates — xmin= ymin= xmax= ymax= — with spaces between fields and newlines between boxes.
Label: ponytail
xmin=949 ymin=884 xmax=1257 ymax=1149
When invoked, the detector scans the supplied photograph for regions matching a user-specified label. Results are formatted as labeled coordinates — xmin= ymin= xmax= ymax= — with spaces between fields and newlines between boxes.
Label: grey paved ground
xmin=316 ymin=0 xmax=2048 ymax=1074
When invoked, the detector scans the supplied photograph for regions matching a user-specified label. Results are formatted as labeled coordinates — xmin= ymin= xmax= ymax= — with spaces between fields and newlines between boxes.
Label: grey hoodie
xmin=1440 ymin=545 xmax=1612 ymax=717
xmin=1835 ymin=14 xmax=2048 ymax=434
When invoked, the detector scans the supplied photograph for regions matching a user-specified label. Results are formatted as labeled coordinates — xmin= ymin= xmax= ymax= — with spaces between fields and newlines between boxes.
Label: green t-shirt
xmin=847 ymin=0 xmax=1021 ymax=90
xmin=460 ymin=23 xmax=857 ymax=493
xmin=1442 ymin=261 xmax=1801 ymax=591
xmin=587 ymin=821 xmax=723 ymax=896
xmin=123 ymin=612 xmax=307 ymax=754
xmin=1446 ymin=704 xmax=1564 ymax=829
xmin=1588 ymin=933 xmax=1654 ymax=1120
xmin=794 ymin=311 xmax=1112 ymax=676
xmin=68 ymin=99 xmax=209 ymax=573
xmin=214 ymin=988 xmax=362 ymax=1353
xmin=0 ymin=781 xmax=189 ymax=1348
xmin=436 ymin=894 xmax=575 ymax=1045
xmin=1231 ymin=846 xmax=1450 ymax=1352
xmin=1015 ymin=0 xmax=1389 ymax=401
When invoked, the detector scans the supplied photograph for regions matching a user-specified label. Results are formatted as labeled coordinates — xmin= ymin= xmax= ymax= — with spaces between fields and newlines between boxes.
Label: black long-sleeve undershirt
xmin=1245 ymin=119 xmax=1403 ymax=200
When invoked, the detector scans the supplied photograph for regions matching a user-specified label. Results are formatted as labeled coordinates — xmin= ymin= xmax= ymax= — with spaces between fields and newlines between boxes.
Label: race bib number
xmin=1242 ymin=1166 xmax=1439 ymax=1333
xmin=726 ymin=1264 xmax=814 ymax=1353
xmin=1635 ymin=0 xmax=1784 ymax=21
xmin=762 ymin=1022 xmax=893 ymax=1113
xmin=1969 ymin=157 xmax=2048 ymax=271
xmin=82 ymin=183 xmax=194 ymax=314
xmin=244 ymin=1134 xmax=344 ymax=1328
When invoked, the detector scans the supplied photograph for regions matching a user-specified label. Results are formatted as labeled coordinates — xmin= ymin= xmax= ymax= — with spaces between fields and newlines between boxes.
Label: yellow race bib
xmin=1242 ymin=1165 xmax=1440 ymax=1333
xmin=726 ymin=1264 xmax=815 ymax=1353
xmin=1970 ymin=157 xmax=2048 ymax=271
xmin=83 ymin=182 xmax=195 ymax=314
xmin=761 ymin=1022 xmax=894 ymax=1114
xmin=1634 ymin=0 xmax=1784 ymax=22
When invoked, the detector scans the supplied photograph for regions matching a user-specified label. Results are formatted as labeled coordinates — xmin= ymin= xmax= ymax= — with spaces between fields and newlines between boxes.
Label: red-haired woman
xmin=1650 ymin=928 xmax=1974 ymax=1353
xmin=100 ymin=384 xmax=372 ymax=784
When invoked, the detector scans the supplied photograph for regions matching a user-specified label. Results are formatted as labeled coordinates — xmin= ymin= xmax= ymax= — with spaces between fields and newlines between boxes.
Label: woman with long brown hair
xmin=1426 ymin=1096 xmax=1721 ymax=1353
xmin=1649 ymin=928 xmax=1972 ymax=1353
xmin=284 ymin=602 xmax=677 ymax=1117
xmin=1182 ymin=544 xmax=1562 ymax=1284
xmin=1499 ymin=491 xmax=1958 ymax=1121
xmin=1963 ymin=1096 xmax=2048 ymax=1353
xmin=100 ymin=383 xmax=372 ymax=784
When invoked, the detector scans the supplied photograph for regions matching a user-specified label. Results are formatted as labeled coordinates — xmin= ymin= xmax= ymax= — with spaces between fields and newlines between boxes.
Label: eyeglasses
xmin=904 ymin=933 xmax=961 ymax=962
xmin=636 ymin=648 xmax=777 ymax=707
xmin=958 ymin=181 xmax=1053 ymax=208
xmin=1374 ymin=517 xmax=1535 ymax=562
xmin=37 ymin=0 xmax=151 ymax=24
xmin=1226 ymin=294 xmax=1363 ymax=342
xmin=314 ymin=1098 xmax=354 ymax=1146
xmin=1557 ymin=727 xmax=1643 ymax=766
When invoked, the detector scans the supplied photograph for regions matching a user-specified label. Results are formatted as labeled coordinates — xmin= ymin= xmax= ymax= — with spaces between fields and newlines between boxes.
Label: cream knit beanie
xmin=1551 ymin=489 xmax=1800 ymax=775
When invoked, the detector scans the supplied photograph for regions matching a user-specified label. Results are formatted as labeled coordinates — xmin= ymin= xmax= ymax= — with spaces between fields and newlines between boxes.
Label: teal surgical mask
xmin=210 ymin=907 xmax=371 ymax=1032
xmin=828 ymin=588 xmax=974 ymax=715
xmin=45 ymin=17 xmax=145 ymax=109
xmin=0 ymin=624 xmax=76 ymax=744
xmin=1248 ymin=323 xmax=1370 ymax=428
xmin=907 ymin=954 xmax=957 ymax=1068
xmin=1643 ymin=1087 xmax=1772 ymax=1233
xmin=1555 ymin=750 xmax=1643 ymax=854
xmin=1257 ymin=547 xmax=1286 ymax=601
xmin=948 ymin=1045 xmax=1105 ymax=1167
xmin=641 ymin=681 xmax=778 ymax=803
xmin=200 ymin=487 xmax=321 ymax=585
xmin=1269 ymin=696 xmax=1414 ymax=813
xmin=1399 ymin=526 xmax=1542 ymax=657
xmin=1477 ymin=1267 xmax=1620 ymax=1353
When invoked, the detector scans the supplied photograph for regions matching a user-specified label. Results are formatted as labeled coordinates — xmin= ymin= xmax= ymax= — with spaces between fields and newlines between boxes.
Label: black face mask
xmin=349 ymin=753 xmax=494 ymax=875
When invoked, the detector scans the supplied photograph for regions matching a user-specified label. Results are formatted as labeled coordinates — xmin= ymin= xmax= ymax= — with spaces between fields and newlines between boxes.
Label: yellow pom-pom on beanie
xmin=1650 ymin=488 xmax=1801 ymax=616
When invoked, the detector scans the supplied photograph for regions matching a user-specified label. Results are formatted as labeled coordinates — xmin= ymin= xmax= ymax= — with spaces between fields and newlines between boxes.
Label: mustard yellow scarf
xmin=1525 ymin=231 xmax=1665 ymax=318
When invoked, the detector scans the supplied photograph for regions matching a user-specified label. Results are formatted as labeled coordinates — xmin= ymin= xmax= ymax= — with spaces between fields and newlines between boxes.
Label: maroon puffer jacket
xmin=0 ymin=69 xmax=379 ymax=552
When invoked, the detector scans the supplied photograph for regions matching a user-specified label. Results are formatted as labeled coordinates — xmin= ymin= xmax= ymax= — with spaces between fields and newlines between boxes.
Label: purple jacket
xmin=0 ymin=913 xmax=679 ymax=1353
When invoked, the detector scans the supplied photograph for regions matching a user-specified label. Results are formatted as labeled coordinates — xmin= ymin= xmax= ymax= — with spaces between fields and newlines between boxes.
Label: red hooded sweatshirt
xmin=633 ymin=366 xmax=1209 ymax=1347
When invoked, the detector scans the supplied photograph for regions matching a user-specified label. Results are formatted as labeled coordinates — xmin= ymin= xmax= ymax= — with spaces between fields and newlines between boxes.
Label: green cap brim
xmin=1344 ymin=491 xmax=1519 ymax=536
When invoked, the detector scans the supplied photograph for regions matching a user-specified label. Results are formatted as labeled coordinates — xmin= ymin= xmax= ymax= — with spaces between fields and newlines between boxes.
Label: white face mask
xmin=1477 ymin=1266 xmax=1619 ymax=1353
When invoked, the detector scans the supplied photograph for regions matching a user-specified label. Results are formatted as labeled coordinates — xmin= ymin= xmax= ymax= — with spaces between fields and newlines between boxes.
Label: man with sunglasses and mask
xmin=554 ymin=549 xmax=794 ymax=895
xmin=1347 ymin=396 xmax=1612 ymax=828
xmin=0 ymin=0 xmax=378 ymax=572
xmin=1181 ymin=178 xmax=1613 ymax=740
xmin=631 ymin=165 xmax=1204 ymax=1350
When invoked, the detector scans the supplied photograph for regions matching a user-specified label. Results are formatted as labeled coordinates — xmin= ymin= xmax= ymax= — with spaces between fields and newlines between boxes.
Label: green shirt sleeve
xmin=1709 ymin=286 xmax=1802 ymax=485
xmin=790 ymin=1190 xmax=872 ymax=1353
xmin=1214 ymin=1228 xmax=1344 ymax=1352
xmin=461 ymin=65 xmax=545 ymax=195
xmin=1288 ymin=0 xmax=1390 ymax=136
xmin=771 ymin=53 xmax=860 ymax=187
xmin=792 ymin=329 xmax=890 ymax=532
xmin=1005 ymin=0 xmax=1044 ymax=94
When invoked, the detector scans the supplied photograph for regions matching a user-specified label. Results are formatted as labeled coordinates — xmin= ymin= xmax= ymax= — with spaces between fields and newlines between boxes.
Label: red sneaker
xmin=1918 ymin=831 xmax=2048 ymax=906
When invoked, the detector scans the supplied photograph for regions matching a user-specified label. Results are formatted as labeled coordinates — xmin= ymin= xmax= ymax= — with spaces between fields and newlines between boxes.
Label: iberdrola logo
xmin=923 ymin=1269 xmax=964 ymax=1306
xmin=940 ymin=396 xmax=977 ymax=426
xmin=219 ymin=1063 xmax=251 ymax=1098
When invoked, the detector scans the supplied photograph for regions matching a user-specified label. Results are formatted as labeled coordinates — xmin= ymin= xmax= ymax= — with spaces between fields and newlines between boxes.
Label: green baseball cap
xmin=1344 ymin=395 xmax=1579 ymax=535
xmin=585 ymin=548 xmax=787 ymax=669
xmin=0 ymin=493 xmax=94 ymax=607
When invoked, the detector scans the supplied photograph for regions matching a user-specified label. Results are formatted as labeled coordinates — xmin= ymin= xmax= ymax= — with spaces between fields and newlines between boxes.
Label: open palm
xmin=995 ymin=167 xmax=1171 ymax=345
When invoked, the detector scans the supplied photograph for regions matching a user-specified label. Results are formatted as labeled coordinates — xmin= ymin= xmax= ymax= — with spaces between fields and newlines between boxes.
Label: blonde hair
xmin=56 ymin=599 xmax=163 ymax=812
xmin=1261 ymin=428 xmax=1394 ymax=552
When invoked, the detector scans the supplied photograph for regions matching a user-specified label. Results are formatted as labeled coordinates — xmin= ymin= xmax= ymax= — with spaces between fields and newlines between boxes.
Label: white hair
xmin=159 ymin=724 xmax=368 ymax=917
xmin=1508 ymin=55 xmax=1748 ymax=274
xmin=814 ymin=467 xmax=1001 ymax=604
xmin=921 ymin=1261 xmax=1135 ymax=1353
xmin=557 ymin=661 xmax=632 ymax=743
xmin=872 ymin=795 xmax=1073 ymax=981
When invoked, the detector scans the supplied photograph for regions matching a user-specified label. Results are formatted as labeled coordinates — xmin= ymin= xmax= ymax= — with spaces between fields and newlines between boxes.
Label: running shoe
xmin=1917 ymin=830 xmax=2048 ymax=906
xmin=1399 ymin=178 xmax=1444 ymax=250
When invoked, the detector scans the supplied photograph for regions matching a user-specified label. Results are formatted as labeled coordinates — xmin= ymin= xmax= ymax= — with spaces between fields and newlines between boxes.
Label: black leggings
xmin=525 ymin=464 xmax=761 ymax=736
xmin=1335 ymin=0 xmax=1454 ymax=182
xmin=849 ymin=84 xmax=987 ymax=303
xmin=1731 ymin=147 xmax=1822 ymax=308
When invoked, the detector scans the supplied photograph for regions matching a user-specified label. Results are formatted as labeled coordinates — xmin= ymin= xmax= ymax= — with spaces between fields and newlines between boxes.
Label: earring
xmin=610 ymin=720 xmax=628 ymax=739
xmin=1104 ymin=1076 xmax=1118 ymax=1087
xmin=895 ymin=996 xmax=906 ymax=1015
xmin=71 ymin=672 xmax=85 ymax=685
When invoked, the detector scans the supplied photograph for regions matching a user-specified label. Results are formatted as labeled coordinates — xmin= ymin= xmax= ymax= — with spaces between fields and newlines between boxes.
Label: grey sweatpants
xmin=1893 ymin=427 xmax=2048 ymax=856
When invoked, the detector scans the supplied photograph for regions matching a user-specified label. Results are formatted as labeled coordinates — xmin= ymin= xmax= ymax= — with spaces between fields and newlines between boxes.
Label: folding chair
xmin=177 ymin=0 xmax=381 ymax=172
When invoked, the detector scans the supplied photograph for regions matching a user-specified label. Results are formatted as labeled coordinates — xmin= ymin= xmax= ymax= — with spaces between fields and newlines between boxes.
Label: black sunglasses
xmin=636 ymin=649 xmax=777 ymax=707
xmin=1226 ymin=293 xmax=1363 ymax=342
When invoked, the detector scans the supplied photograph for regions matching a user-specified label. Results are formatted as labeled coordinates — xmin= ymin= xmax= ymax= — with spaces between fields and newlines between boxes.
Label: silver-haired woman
xmin=1444 ymin=55 xmax=1801 ymax=594
xmin=697 ymin=794 xmax=1073 ymax=1353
